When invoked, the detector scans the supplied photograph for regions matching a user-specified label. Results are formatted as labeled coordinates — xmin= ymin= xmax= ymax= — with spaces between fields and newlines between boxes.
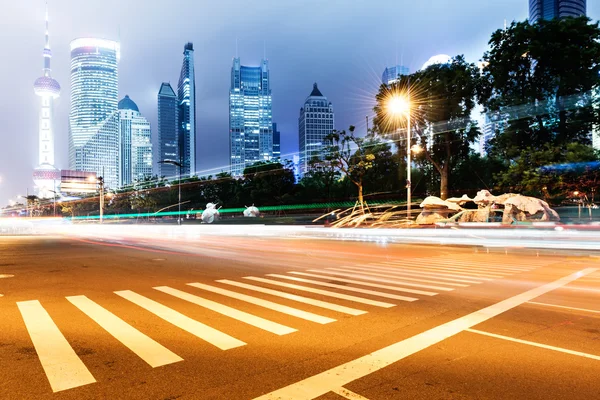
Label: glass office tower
xmin=298 ymin=83 xmax=334 ymax=177
xmin=229 ymin=57 xmax=273 ymax=176
xmin=382 ymin=65 xmax=410 ymax=85
xmin=158 ymin=83 xmax=179 ymax=179
xmin=529 ymin=0 xmax=586 ymax=22
xmin=68 ymin=38 xmax=120 ymax=189
xmin=118 ymin=95 xmax=152 ymax=187
xmin=178 ymin=43 xmax=196 ymax=177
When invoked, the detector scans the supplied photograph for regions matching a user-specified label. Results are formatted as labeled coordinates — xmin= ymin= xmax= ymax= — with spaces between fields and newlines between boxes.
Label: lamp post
xmin=386 ymin=95 xmax=412 ymax=218
xmin=159 ymin=160 xmax=183 ymax=225
xmin=48 ymin=190 xmax=58 ymax=218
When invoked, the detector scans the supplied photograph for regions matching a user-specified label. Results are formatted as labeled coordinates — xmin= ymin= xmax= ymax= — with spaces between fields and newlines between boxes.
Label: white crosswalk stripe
xmin=154 ymin=286 xmax=297 ymax=335
xmin=410 ymin=257 xmax=542 ymax=271
xmin=379 ymin=262 xmax=506 ymax=278
xmin=264 ymin=274 xmax=419 ymax=302
xmin=323 ymin=268 xmax=455 ymax=292
xmin=17 ymin=300 xmax=96 ymax=393
xmin=373 ymin=263 xmax=499 ymax=280
xmin=354 ymin=264 xmax=483 ymax=284
xmin=187 ymin=282 xmax=336 ymax=324
xmin=218 ymin=279 xmax=367 ymax=315
xmin=293 ymin=271 xmax=438 ymax=296
xmin=115 ymin=290 xmax=246 ymax=350
xmin=243 ymin=277 xmax=397 ymax=308
xmin=67 ymin=295 xmax=183 ymax=368
xmin=330 ymin=266 xmax=471 ymax=287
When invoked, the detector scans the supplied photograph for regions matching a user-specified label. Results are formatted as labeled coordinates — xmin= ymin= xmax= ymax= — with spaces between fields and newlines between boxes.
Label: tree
xmin=478 ymin=18 xmax=600 ymax=200
xmin=374 ymin=56 xmax=481 ymax=199
xmin=325 ymin=126 xmax=375 ymax=206
xmin=242 ymin=161 xmax=296 ymax=206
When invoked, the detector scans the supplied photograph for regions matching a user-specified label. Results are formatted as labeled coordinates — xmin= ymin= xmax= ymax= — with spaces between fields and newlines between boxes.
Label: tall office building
xmin=157 ymin=83 xmax=179 ymax=179
xmin=529 ymin=0 xmax=586 ymax=22
xmin=118 ymin=95 xmax=152 ymax=186
xmin=32 ymin=2 xmax=61 ymax=198
xmin=298 ymin=83 xmax=334 ymax=177
xmin=272 ymin=123 xmax=281 ymax=160
xmin=178 ymin=43 xmax=196 ymax=177
xmin=382 ymin=65 xmax=410 ymax=85
xmin=229 ymin=57 xmax=273 ymax=176
xmin=68 ymin=38 xmax=120 ymax=189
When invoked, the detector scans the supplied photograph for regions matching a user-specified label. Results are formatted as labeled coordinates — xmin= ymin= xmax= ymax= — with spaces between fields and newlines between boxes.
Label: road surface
xmin=0 ymin=232 xmax=599 ymax=399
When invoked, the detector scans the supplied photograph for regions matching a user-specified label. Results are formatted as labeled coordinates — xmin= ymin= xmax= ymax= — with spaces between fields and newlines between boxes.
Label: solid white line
xmin=244 ymin=276 xmax=396 ymax=308
xmin=527 ymin=301 xmax=600 ymax=314
xmin=115 ymin=290 xmax=246 ymax=350
xmin=66 ymin=295 xmax=183 ymax=367
xmin=17 ymin=300 xmax=96 ymax=393
xmin=354 ymin=264 xmax=482 ymax=284
xmin=187 ymin=282 xmax=336 ymax=324
xmin=154 ymin=286 xmax=296 ymax=335
xmin=253 ymin=268 xmax=597 ymax=400
xmin=375 ymin=263 xmax=501 ymax=279
xmin=337 ymin=266 xmax=470 ymax=287
xmin=218 ymin=279 xmax=367 ymax=316
xmin=299 ymin=271 xmax=438 ymax=296
xmin=266 ymin=274 xmax=418 ymax=302
xmin=332 ymin=387 xmax=371 ymax=399
xmin=466 ymin=329 xmax=600 ymax=360
xmin=324 ymin=268 xmax=454 ymax=292
xmin=380 ymin=262 xmax=505 ymax=278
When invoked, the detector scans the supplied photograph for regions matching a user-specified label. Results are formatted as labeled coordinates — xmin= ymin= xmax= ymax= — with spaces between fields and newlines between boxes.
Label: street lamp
xmin=48 ymin=190 xmax=58 ymax=218
xmin=159 ymin=160 xmax=183 ymax=225
xmin=386 ymin=94 xmax=413 ymax=218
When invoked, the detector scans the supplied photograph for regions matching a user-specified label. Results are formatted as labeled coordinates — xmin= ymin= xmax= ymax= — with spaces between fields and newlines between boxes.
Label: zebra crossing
xmin=12 ymin=255 xmax=551 ymax=393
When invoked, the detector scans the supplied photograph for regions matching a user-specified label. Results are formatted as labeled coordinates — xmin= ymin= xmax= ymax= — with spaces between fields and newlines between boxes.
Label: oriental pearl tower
xmin=33 ymin=1 xmax=61 ymax=198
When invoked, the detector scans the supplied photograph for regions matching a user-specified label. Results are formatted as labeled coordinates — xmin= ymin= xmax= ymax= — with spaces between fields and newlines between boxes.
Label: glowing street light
xmin=386 ymin=93 xmax=413 ymax=218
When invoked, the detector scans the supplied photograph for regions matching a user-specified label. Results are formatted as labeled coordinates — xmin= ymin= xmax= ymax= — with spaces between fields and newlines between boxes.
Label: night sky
xmin=1 ymin=0 xmax=599 ymax=204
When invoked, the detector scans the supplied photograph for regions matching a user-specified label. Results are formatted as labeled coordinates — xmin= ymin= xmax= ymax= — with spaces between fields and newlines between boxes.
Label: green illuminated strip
xmin=69 ymin=200 xmax=405 ymax=221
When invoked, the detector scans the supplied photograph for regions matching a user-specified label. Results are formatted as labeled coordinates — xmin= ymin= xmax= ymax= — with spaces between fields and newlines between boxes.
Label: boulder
xmin=420 ymin=196 xmax=462 ymax=211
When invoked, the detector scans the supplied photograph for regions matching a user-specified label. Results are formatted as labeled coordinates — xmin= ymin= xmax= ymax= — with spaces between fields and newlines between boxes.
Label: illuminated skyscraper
xmin=178 ymin=43 xmax=196 ymax=177
xmin=272 ymin=122 xmax=281 ymax=160
xmin=118 ymin=95 xmax=152 ymax=187
xmin=382 ymin=65 xmax=410 ymax=85
xmin=158 ymin=83 xmax=178 ymax=178
xmin=33 ymin=2 xmax=61 ymax=198
xmin=298 ymin=83 xmax=334 ymax=177
xmin=229 ymin=57 xmax=273 ymax=176
xmin=529 ymin=0 xmax=586 ymax=22
xmin=68 ymin=38 xmax=120 ymax=189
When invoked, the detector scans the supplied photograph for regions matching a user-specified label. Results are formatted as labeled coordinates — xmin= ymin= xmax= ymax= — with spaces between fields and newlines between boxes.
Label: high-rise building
xmin=229 ymin=57 xmax=273 ymax=176
xmin=33 ymin=3 xmax=61 ymax=198
xmin=178 ymin=43 xmax=196 ymax=177
xmin=298 ymin=83 xmax=334 ymax=177
xmin=118 ymin=95 xmax=152 ymax=187
xmin=68 ymin=38 xmax=120 ymax=189
xmin=157 ymin=83 xmax=178 ymax=179
xmin=382 ymin=65 xmax=410 ymax=85
xmin=529 ymin=0 xmax=586 ymax=22
xmin=272 ymin=123 xmax=281 ymax=160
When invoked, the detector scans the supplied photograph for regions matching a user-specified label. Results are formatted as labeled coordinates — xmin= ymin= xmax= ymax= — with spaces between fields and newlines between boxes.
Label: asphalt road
xmin=0 ymin=233 xmax=599 ymax=400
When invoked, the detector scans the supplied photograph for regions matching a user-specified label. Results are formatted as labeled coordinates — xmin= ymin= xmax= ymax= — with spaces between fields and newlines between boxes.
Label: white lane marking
xmin=17 ymin=300 xmax=96 ymax=393
xmin=254 ymin=268 xmax=598 ymax=400
xmin=337 ymin=266 xmax=470 ymax=287
xmin=66 ymin=295 xmax=182 ymax=368
xmin=324 ymin=269 xmax=454 ymax=292
xmin=332 ymin=387 xmax=371 ymax=399
xmin=354 ymin=264 xmax=482 ymax=284
xmin=296 ymin=271 xmax=438 ymax=296
xmin=380 ymin=262 xmax=505 ymax=278
xmin=218 ymin=280 xmax=366 ymax=316
xmin=266 ymin=274 xmax=418 ymax=302
xmin=439 ymin=258 xmax=547 ymax=269
xmin=115 ymin=290 xmax=245 ymax=350
xmin=187 ymin=282 xmax=335 ymax=324
xmin=154 ymin=286 xmax=296 ymax=336
xmin=403 ymin=259 xmax=533 ymax=272
xmin=527 ymin=301 xmax=600 ymax=314
xmin=466 ymin=329 xmax=600 ymax=360
xmin=0 ymin=274 xmax=14 ymax=279
xmin=370 ymin=264 xmax=496 ymax=281
xmin=244 ymin=276 xmax=396 ymax=308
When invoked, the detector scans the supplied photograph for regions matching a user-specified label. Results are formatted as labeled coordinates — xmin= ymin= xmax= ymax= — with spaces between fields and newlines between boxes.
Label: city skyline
xmin=2 ymin=0 xmax=600 ymax=203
